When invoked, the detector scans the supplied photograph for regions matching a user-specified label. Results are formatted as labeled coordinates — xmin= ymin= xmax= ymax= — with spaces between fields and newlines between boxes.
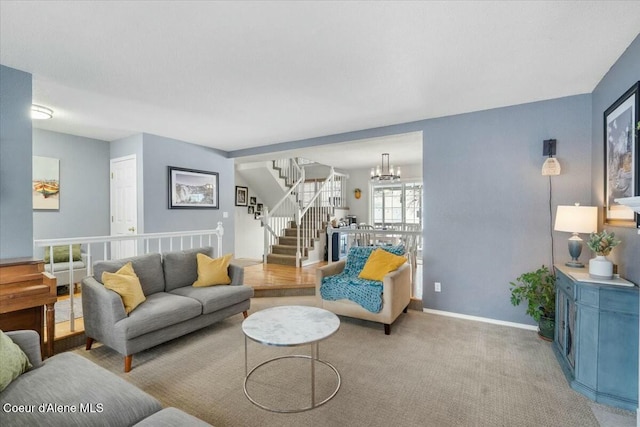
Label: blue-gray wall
xmin=591 ymin=33 xmax=640 ymax=285
xmin=0 ymin=65 xmax=33 ymax=259
xmin=230 ymin=94 xmax=593 ymax=325
xmin=33 ymin=129 xmax=110 ymax=241
xmin=142 ymin=133 xmax=235 ymax=253
xmin=421 ymin=95 xmax=591 ymax=325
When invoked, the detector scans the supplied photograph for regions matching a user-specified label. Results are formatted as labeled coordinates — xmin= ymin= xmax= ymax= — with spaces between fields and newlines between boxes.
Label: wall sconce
xmin=541 ymin=139 xmax=561 ymax=176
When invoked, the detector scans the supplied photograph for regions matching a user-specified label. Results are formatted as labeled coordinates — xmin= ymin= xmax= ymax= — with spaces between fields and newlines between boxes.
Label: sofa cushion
xmin=358 ymin=247 xmax=407 ymax=281
xmin=0 ymin=352 xmax=162 ymax=427
xmin=102 ymin=262 xmax=147 ymax=314
xmin=0 ymin=330 xmax=32 ymax=392
xmin=133 ymin=407 xmax=212 ymax=426
xmin=94 ymin=253 xmax=165 ymax=295
xmin=162 ymin=247 xmax=214 ymax=292
xmin=193 ymin=253 xmax=232 ymax=287
xmin=170 ymin=284 xmax=254 ymax=315
xmin=113 ymin=292 xmax=202 ymax=340
xmin=44 ymin=260 xmax=86 ymax=272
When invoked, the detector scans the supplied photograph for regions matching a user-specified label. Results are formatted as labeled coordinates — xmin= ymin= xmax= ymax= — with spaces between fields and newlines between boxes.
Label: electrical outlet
xmin=435 ymin=282 xmax=441 ymax=292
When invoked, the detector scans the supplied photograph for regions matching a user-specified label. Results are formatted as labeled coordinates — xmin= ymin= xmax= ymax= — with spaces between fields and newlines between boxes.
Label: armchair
xmin=316 ymin=246 xmax=411 ymax=334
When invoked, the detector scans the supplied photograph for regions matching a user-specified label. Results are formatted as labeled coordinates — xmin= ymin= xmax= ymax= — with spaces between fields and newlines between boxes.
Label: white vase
xmin=589 ymin=255 xmax=613 ymax=280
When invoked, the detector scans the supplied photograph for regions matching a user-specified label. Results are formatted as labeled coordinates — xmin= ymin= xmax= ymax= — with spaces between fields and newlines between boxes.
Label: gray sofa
xmin=81 ymin=247 xmax=253 ymax=372
xmin=0 ymin=330 xmax=211 ymax=426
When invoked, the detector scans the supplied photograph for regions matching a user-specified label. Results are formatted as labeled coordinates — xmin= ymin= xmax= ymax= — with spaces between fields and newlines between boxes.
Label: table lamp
xmin=554 ymin=204 xmax=598 ymax=268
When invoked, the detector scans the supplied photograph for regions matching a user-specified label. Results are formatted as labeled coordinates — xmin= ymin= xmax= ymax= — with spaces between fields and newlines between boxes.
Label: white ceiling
xmin=1 ymin=1 xmax=639 ymax=168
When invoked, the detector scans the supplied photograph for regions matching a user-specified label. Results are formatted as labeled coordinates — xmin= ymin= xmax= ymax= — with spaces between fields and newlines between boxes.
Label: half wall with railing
xmin=34 ymin=223 xmax=225 ymax=332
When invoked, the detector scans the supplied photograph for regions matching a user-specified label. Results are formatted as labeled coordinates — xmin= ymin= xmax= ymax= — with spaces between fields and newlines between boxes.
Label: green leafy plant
xmin=509 ymin=266 xmax=556 ymax=322
xmin=586 ymin=230 xmax=620 ymax=256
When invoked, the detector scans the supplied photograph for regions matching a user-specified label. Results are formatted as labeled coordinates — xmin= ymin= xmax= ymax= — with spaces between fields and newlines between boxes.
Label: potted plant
xmin=586 ymin=230 xmax=621 ymax=279
xmin=509 ymin=265 xmax=556 ymax=341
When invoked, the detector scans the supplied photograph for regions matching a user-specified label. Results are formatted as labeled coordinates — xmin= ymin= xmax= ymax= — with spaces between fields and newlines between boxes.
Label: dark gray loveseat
xmin=0 ymin=330 xmax=211 ymax=426
xmin=81 ymin=247 xmax=253 ymax=372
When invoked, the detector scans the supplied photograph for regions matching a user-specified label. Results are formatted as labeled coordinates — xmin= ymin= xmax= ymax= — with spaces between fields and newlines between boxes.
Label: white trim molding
xmin=423 ymin=308 xmax=538 ymax=331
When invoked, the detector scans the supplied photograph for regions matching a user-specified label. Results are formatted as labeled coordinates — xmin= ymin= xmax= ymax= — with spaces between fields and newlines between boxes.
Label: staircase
xmin=257 ymin=158 xmax=347 ymax=267
xmin=267 ymin=208 xmax=332 ymax=266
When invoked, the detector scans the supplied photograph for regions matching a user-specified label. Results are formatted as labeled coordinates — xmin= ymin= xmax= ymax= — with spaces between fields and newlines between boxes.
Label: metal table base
xmin=243 ymin=338 xmax=341 ymax=413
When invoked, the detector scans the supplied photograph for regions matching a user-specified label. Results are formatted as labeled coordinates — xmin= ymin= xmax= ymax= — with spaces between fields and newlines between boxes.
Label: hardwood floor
xmin=244 ymin=261 xmax=326 ymax=290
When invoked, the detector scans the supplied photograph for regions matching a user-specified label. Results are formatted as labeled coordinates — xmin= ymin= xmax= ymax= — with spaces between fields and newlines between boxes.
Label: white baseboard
xmin=423 ymin=308 xmax=538 ymax=331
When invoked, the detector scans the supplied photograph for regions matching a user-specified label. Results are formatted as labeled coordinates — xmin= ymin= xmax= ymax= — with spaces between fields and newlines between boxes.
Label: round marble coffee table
xmin=242 ymin=305 xmax=341 ymax=413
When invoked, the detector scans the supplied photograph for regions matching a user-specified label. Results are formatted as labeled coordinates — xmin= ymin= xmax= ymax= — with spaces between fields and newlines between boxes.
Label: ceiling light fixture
xmin=31 ymin=104 xmax=53 ymax=120
xmin=371 ymin=153 xmax=401 ymax=182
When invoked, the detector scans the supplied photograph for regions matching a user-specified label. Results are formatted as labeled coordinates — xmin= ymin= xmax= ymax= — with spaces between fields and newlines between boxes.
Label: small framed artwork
xmin=248 ymin=206 xmax=255 ymax=214
xmin=256 ymin=203 xmax=263 ymax=213
xmin=168 ymin=166 xmax=218 ymax=209
xmin=250 ymin=196 xmax=257 ymax=205
xmin=603 ymin=81 xmax=639 ymax=227
xmin=254 ymin=212 xmax=261 ymax=220
xmin=33 ymin=156 xmax=60 ymax=210
xmin=235 ymin=186 xmax=248 ymax=206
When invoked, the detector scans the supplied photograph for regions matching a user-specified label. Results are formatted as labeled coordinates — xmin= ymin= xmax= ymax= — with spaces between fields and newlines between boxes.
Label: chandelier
xmin=371 ymin=153 xmax=401 ymax=182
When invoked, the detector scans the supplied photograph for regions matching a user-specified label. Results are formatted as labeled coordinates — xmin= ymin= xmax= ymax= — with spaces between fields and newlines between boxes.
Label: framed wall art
xmin=235 ymin=186 xmax=248 ymax=206
xmin=249 ymin=196 xmax=257 ymax=205
xmin=168 ymin=166 xmax=218 ymax=209
xmin=603 ymin=81 xmax=639 ymax=227
xmin=33 ymin=156 xmax=60 ymax=210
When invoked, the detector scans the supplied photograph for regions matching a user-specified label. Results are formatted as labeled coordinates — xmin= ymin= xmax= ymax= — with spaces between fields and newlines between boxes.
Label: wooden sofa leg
xmin=384 ymin=324 xmax=391 ymax=335
xmin=124 ymin=355 xmax=133 ymax=373
xmin=85 ymin=337 xmax=94 ymax=350
xmin=403 ymin=305 xmax=408 ymax=313
xmin=242 ymin=310 xmax=249 ymax=319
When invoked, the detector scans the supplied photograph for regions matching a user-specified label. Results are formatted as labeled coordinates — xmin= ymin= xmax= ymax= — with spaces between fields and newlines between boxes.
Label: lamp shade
xmin=554 ymin=205 xmax=597 ymax=234
xmin=541 ymin=157 xmax=561 ymax=176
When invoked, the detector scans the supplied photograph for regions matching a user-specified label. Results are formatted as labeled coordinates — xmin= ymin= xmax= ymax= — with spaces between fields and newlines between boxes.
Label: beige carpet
xmin=73 ymin=296 xmax=634 ymax=427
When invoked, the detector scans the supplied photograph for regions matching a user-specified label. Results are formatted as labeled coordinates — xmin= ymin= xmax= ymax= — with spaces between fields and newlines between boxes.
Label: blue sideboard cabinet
xmin=553 ymin=265 xmax=638 ymax=411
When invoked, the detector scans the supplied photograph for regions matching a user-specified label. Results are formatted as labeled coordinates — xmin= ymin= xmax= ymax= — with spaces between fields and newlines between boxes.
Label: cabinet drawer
xmin=600 ymin=288 xmax=639 ymax=315
xmin=577 ymin=286 xmax=599 ymax=307
xmin=556 ymin=273 xmax=575 ymax=300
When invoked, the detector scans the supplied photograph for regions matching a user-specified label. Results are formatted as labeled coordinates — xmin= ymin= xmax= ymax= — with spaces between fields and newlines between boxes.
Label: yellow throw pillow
xmin=358 ymin=247 xmax=407 ymax=281
xmin=193 ymin=253 xmax=233 ymax=287
xmin=102 ymin=262 xmax=146 ymax=314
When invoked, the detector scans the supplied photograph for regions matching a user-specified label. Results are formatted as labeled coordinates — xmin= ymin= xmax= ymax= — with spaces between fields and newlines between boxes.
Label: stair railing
xmin=262 ymin=160 xmax=304 ymax=263
xmin=295 ymin=169 xmax=348 ymax=267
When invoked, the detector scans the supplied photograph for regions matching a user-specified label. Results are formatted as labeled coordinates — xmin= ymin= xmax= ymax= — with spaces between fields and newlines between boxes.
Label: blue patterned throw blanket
xmin=320 ymin=245 xmax=404 ymax=313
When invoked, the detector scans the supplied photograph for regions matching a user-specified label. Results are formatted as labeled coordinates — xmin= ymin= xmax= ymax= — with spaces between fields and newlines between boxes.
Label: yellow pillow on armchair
xmin=102 ymin=262 xmax=146 ymax=314
xmin=358 ymin=248 xmax=407 ymax=281
xmin=193 ymin=253 xmax=233 ymax=287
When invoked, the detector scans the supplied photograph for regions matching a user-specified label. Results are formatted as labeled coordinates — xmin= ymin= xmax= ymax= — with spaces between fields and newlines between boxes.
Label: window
xmin=371 ymin=181 xmax=422 ymax=229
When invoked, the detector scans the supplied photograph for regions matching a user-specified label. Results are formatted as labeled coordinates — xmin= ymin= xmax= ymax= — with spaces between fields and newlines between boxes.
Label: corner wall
xmin=591 ymin=33 xmax=640 ymax=284
xmin=141 ymin=133 xmax=235 ymax=253
xmin=230 ymin=93 xmax=591 ymax=325
xmin=33 ymin=129 xmax=110 ymax=243
xmin=0 ymin=65 xmax=33 ymax=258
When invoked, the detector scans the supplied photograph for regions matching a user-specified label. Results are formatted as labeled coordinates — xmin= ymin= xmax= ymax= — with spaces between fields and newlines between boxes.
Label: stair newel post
xmin=263 ymin=208 xmax=270 ymax=264
xmin=296 ymin=206 xmax=302 ymax=268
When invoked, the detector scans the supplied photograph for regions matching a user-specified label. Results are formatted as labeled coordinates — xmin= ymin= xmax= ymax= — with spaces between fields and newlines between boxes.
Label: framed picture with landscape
xmin=168 ymin=166 xmax=218 ymax=209
xmin=603 ymin=81 xmax=639 ymax=227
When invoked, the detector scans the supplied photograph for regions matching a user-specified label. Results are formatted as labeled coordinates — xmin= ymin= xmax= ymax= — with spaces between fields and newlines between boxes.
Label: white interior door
xmin=110 ymin=155 xmax=138 ymax=259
